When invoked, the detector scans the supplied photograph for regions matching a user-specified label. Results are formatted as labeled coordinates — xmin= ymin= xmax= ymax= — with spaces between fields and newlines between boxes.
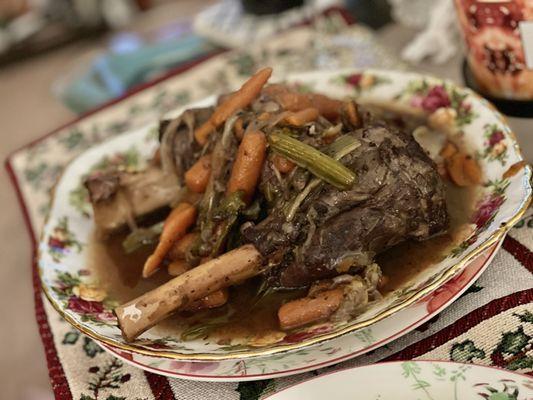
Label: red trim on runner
xmin=4 ymin=161 xmax=73 ymax=399
xmin=144 ymin=371 xmax=175 ymax=399
xmin=384 ymin=289 xmax=533 ymax=362
xmin=502 ymin=236 xmax=533 ymax=273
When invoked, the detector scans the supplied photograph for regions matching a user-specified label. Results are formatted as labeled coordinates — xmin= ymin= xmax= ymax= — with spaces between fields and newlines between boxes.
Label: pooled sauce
xmin=89 ymin=183 xmax=477 ymax=342
xmin=378 ymin=182 xmax=477 ymax=292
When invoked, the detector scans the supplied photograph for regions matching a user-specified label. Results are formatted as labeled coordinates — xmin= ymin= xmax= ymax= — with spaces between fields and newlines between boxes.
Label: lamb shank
xmin=86 ymin=68 xmax=450 ymax=341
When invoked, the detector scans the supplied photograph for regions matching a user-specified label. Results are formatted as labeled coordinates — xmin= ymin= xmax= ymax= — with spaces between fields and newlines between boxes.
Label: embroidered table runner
xmin=6 ymin=21 xmax=532 ymax=400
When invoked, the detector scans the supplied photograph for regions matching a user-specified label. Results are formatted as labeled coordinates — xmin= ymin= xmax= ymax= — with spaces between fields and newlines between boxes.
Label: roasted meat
xmin=243 ymin=121 xmax=449 ymax=288
xmin=85 ymin=168 xmax=181 ymax=235
xmin=111 ymin=69 xmax=457 ymax=341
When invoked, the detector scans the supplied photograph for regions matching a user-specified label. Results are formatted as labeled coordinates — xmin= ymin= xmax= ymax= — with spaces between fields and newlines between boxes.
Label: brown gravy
xmin=88 ymin=182 xmax=477 ymax=341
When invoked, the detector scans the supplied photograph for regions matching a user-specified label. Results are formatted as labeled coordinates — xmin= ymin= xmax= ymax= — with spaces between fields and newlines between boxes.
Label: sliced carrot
xmin=194 ymin=67 xmax=273 ymax=145
xmin=309 ymin=94 xmax=343 ymax=120
xmin=168 ymin=232 xmax=198 ymax=261
xmin=227 ymin=130 xmax=267 ymax=202
xmin=278 ymin=288 xmax=344 ymax=330
xmin=258 ymin=112 xmax=271 ymax=121
xmin=264 ymin=85 xmax=343 ymax=121
xmin=272 ymin=154 xmax=295 ymax=174
xmin=182 ymin=289 xmax=229 ymax=312
xmin=185 ymin=155 xmax=212 ymax=193
xmin=439 ymin=141 xmax=458 ymax=159
xmin=503 ymin=161 xmax=527 ymax=179
xmin=342 ymin=100 xmax=360 ymax=127
xmin=284 ymin=107 xmax=319 ymax=126
xmin=234 ymin=117 xmax=244 ymax=140
xmin=277 ymin=91 xmax=310 ymax=110
xmin=142 ymin=203 xmax=197 ymax=278
xmin=446 ymin=153 xmax=469 ymax=187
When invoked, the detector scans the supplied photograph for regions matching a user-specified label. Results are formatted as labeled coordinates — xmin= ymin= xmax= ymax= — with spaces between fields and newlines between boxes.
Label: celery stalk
xmin=268 ymin=132 xmax=356 ymax=190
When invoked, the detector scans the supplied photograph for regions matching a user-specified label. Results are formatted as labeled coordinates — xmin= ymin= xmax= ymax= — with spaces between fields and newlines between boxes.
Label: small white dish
xmin=266 ymin=360 xmax=533 ymax=400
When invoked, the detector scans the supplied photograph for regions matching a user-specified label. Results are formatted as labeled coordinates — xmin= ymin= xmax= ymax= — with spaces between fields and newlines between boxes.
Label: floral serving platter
xmin=38 ymin=69 xmax=532 ymax=362
xmin=100 ymin=240 xmax=500 ymax=381
xmin=265 ymin=360 xmax=533 ymax=400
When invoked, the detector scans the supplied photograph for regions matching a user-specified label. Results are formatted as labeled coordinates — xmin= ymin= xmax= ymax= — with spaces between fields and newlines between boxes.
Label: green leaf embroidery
xmin=496 ymin=327 xmax=530 ymax=355
xmin=80 ymin=395 xmax=95 ymax=400
xmin=513 ymin=310 xmax=533 ymax=324
xmin=506 ymin=355 xmax=533 ymax=371
xmin=62 ymin=330 xmax=80 ymax=345
xmin=236 ymin=380 xmax=273 ymax=400
xmin=412 ymin=380 xmax=431 ymax=390
xmin=450 ymin=340 xmax=485 ymax=362
xmin=228 ymin=53 xmax=256 ymax=76
xmin=87 ymin=359 xmax=126 ymax=398
xmin=106 ymin=396 xmax=126 ymax=400
xmin=59 ymin=129 xmax=86 ymax=150
xmin=83 ymin=337 xmax=104 ymax=358
xmin=401 ymin=361 xmax=421 ymax=378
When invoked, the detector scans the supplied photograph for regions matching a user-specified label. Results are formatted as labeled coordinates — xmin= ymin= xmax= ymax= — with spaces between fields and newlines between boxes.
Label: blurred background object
xmin=455 ymin=0 xmax=533 ymax=117
xmin=6 ymin=0 xmax=531 ymax=116
xmin=0 ymin=0 xmax=144 ymax=65
xmin=53 ymin=20 xmax=217 ymax=113
xmin=0 ymin=0 xmax=469 ymax=114
xmin=241 ymin=0 xmax=305 ymax=15
xmin=395 ymin=0 xmax=459 ymax=64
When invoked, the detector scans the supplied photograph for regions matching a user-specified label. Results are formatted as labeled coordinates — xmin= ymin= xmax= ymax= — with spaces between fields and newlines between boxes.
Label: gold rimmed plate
xmin=38 ymin=69 xmax=532 ymax=363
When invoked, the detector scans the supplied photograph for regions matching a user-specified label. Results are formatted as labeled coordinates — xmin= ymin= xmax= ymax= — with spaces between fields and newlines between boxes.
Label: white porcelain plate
xmin=266 ymin=360 xmax=533 ymax=400
xmin=38 ymin=69 xmax=531 ymax=365
xmin=100 ymin=240 xmax=499 ymax=381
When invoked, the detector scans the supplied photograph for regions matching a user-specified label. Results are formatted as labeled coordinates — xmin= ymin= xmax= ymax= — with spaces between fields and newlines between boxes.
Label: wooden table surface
xmin=0 ymin=7 xmax=531 ymax=399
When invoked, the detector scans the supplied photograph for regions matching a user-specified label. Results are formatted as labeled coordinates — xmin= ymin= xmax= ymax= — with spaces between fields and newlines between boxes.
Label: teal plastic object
xmin=57 ymin=34 xmax=215 ymax=113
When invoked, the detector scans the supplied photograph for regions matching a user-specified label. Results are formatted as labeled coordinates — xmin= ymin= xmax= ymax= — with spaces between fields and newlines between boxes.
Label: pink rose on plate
xmin=97 ymin=311 xmax=116 ymax=322
xmin=345 ymin=73 xmax=362 ymax=87
xmin=488 ymin=130 xmax=505 ymax=146
xmin=420 ymin=245 xmax=491 ymax=314
xmin=472 ymin=195 xmax=504 ymax=229
xmin=169 ymin=361 xmax=220 ymax=374
xmin=421 ymin=85 xmax=451 ymax=113
xmin=67 ymin=296 xmax=104 ymax=314
xmin=48 ymin=237 xmax=65 ymax=250
xmin=410 ymin=95 xmax=424 ymax=108
xmin=283 ymin=325 xmax=332 ymax=344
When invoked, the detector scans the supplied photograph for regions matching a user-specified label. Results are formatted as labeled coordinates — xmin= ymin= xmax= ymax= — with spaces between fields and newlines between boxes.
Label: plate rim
xmin=38 ymin=68 xmax=533 ymax=361
xmin=263 ymin=359 xmax=533 ymax=399
xmin=98 ymin=240 xmax=501 ymax=381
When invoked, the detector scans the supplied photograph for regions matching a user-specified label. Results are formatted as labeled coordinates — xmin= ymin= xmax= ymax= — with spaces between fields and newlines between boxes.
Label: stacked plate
xmin=38 ymin=69 xmax=531 ymax=381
